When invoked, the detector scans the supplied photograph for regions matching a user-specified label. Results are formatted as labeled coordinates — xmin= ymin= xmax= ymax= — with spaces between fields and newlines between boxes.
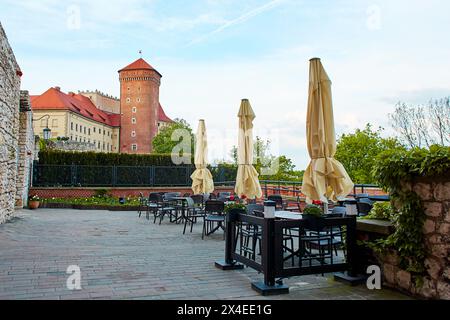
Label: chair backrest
xmin=164 ymin=192 xmax=181 ymax=201
xmin=204 ymin=200 xmax=225 ymax=214
xmin=357 ymin=201 xmax=373 ymax=216
xmin=358 ymin=198 xmax=374 ymax=206
xmin=268 ymin=195 xmax=283 ymax=209
xmin=331 ymin=206 xmax=347 ymax=216
xmin=185 ymin=197 xmax=195 ymax=208
xmin=191 ymin=194 xmax=204 ymax=206
xmin=209 ymin=193 xmax=217 ymax=200
xmin=253 ymin=210 xmax=265 ymax=218
xmin=148 ymin=193 xmax=160 ymax=203
xmin=218 ymin=192 xmax=231 ymax=198
xmin=247 ymin=204 xmax=264 ymax=216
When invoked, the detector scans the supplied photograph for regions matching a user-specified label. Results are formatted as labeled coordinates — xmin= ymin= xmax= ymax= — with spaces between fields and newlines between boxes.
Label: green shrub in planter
xmin=302 ymin=204 xmax=324 ymax=218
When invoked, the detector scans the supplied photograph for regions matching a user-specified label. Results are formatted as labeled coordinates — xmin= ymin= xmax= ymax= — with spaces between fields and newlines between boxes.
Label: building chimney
xmin=54 ymin=86 xmax=61 ymax=91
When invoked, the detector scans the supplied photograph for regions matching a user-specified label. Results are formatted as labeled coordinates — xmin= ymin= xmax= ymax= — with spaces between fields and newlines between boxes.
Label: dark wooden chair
xmin=202 ymin=200 xmax=225 ymax=239
xmin=183 ymin=197 xmax=206 ymax=234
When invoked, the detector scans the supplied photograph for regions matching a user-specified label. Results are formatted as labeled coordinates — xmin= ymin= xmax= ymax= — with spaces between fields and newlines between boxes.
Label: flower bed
xmin=40 ymin=196 xmax=142 ymax=211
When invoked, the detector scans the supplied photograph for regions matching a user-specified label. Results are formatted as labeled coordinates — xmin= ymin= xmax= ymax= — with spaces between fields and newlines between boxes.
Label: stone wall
xmin=15 ymin=91 xmax=35 ymax=207
xmin=0 ymin=22 xmax=22 ymax=223
xmin=0 ymin=22 xmax=34 ymax=222
xmin=376 ymin=178 xmax=450 ymax=300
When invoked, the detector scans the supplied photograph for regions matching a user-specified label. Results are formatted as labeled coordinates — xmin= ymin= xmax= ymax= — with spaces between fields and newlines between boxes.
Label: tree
xmin=389 ymin=97 xmax=450 ymax=148
xmin=230 ymin=137 xmax=303 ymax=181
xmin=335 ymin=124 xmax=404 ymax=184
xmin=152 ymin=118 xmax=194 ymax=155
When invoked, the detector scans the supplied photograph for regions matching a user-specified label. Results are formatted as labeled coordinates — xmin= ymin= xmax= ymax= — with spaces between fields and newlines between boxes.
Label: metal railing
xmin=216 ymin=211 xmax=359 ymax=294
xmin=32 ymin=163 xmax=381 ymax=193
xmin=260 ymin=180 xmax=382 ymax=199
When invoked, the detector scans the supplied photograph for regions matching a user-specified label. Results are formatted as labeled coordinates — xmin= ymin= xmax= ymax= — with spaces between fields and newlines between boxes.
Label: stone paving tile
xmin=0 ymin=209 xmax=413 ymax=300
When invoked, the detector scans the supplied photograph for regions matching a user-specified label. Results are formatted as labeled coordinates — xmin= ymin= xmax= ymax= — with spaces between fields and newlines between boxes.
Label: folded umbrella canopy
xmin=191 ymin=119 xmax=214 ymax=195
xmin=235 ymin=99 xmax=262 ymax=199
xmin=302 ymin=58 xmax=354 ymax=203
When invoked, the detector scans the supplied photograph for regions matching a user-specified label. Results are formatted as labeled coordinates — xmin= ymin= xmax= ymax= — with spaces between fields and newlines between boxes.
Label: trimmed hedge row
xmin=38 ymin=150 xmax=193 ymax=166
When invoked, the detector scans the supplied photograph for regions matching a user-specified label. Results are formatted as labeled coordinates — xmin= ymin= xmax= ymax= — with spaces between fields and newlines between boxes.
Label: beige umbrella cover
xmin=191 ymin=120 xmax=214 ymax=194
xmin=235 ymin=99 xmax=263 ymax=199
xmin=302 ymin=58 xmax=354 ymax=202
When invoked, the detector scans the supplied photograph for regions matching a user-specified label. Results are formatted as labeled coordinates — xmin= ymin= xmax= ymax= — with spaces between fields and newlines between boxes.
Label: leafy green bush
xmin=302 ymin=205 xmax=324 ymax=217
xmin=94 ymin=189 xmax=111 ymax=198
xmin=42 ymin=196 xmax=140 ymax=207
xmin=38 ymin=150 xmax=193 ymax=166
xmin=372 ymin=144 xmax=450 ymax=279
xmin=224 ymin=203 xmax=247 ymax=213
xmin=363 ymin=202 xmax=396 ymax=221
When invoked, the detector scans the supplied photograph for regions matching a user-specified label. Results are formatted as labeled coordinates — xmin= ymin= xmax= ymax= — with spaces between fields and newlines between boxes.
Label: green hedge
xmin=38 ymin=150 xmax=193 ymax=166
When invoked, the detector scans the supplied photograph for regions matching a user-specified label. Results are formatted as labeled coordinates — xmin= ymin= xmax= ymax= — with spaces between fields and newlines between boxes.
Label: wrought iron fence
xmin=32 ymin=163 xmax=238 ymax=188
xmin=32 ymin=162 xmax=381 ymax=193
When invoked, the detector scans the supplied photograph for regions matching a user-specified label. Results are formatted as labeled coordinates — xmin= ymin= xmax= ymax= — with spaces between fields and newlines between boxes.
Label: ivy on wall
xmin=372 ymin=145 xmax=450 ymax=279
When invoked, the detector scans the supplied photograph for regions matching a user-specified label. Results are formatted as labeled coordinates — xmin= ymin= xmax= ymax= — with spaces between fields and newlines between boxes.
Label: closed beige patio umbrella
xmin=191 ymin=120 xmax=214 ymax=195
xmin=235 ymin=99 xmax=262 ymax=199
xmin=302 ymin=58 xmax=354 ymax=204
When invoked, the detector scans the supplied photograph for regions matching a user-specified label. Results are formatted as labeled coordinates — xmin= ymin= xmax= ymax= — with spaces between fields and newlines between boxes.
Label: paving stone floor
xmin=0 ymin=209 xmax=413 ymax=300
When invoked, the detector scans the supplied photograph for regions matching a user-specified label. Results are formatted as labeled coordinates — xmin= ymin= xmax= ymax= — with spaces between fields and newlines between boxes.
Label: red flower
xmin=241 ymin=195 xmax=247 ymax=200
xmin=312 ymin=200 xmax=322 ymax=205
xmin=229 ymin=195 xmax=235 ymax=201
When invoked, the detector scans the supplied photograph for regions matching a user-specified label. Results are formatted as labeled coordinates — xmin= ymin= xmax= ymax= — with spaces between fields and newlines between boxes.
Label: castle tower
xmin=118 ymin=58 xmax=162 ymax=154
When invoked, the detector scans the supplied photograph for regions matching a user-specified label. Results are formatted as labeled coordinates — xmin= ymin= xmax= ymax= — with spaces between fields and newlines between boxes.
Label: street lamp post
xmin=32 ymin=115 xmax=52 ymax=140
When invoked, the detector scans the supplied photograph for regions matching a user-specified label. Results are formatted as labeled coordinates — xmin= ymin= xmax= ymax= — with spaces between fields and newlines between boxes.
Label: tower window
xmin=132 ymin=107 xmax=137 ymax=113
xmin=131 ymin=131 xmax=136 ymax=137
xmin=131 ymin=144 xmax=138 ymax=151
xmin=126 ymin=98 xmax=131 ymax=103
xmin=137 ymin=98 xmax=141 ymax=103
xmin=131 ymin=118 xmax=137 ymax=124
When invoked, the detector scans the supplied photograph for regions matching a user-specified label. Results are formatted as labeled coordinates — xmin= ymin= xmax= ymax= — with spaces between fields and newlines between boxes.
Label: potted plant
xmin=302 ymin=204 xmax=325 ymax=231
xmin=28 ymin=195 xmax=41 ymax=210
xmin=224 ymin=203 xmax=247 ymax=214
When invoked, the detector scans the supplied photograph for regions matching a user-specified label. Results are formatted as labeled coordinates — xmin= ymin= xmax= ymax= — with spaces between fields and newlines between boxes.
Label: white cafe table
xmin=275 ymin=211 xmax=303 ymax=220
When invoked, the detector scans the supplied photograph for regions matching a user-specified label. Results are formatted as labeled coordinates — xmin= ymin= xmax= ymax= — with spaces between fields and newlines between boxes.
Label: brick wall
xmin=376 ymin=178 xmax=450 ymax=299
xmin=29 ymin=187 xmax=236 ymax=199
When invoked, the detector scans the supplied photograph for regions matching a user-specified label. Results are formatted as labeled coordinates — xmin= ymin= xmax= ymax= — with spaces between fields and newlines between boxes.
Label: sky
xmin=1 ymin=0 xmax=450 ymax=169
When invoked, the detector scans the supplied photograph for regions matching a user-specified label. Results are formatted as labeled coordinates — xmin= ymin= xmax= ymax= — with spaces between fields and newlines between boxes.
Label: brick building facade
xmin=119 ymin=58 xmax=164 ymax=154
xmin=31 ymin=58 xmax=173 ymax=154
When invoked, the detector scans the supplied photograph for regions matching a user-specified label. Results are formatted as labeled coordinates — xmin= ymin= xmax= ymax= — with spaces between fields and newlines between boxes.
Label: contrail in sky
xmin=187 ymin=0 xmax=286 ymax=46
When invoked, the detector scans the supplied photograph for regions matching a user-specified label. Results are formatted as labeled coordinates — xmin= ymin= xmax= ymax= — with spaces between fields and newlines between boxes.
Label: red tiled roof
xmin=118 ymin=58 xmax=161 ymax=76
xmin=31 ymin=87 xmax=120 ymax=127
xmin=158 ymin=103 xmax=173 ymax=123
